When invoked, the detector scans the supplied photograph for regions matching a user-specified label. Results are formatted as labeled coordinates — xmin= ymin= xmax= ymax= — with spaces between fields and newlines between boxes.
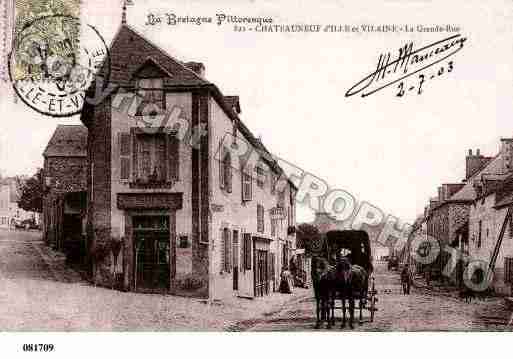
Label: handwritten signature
xmin=345 ymin=34 xmax=467 ymax=98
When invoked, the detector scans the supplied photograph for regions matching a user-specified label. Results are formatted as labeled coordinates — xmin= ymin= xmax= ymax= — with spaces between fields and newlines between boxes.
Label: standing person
xmin=401 ymin=264 xmax=413 ymax=295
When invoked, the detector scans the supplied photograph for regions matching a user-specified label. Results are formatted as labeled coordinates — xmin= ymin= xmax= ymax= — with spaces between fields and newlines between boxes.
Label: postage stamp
xmin=6 ymin=0 xmax=109 ymax=117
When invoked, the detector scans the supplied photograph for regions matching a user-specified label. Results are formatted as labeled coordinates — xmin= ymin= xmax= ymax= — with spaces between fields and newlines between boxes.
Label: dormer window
xmin=137 ymin=77 xmax=165 ymax=115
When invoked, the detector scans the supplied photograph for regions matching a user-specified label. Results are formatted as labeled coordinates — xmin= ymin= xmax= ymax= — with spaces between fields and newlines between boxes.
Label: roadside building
xmin=0 ymin=177 xmax=36 ymax=229
xmin=424 ymin=149 xmax=491 ymax=283
xmin=73 ymin=24 xmax=297 ymax=299
xmin=402 ymin=215 xmax=426 ymax=272
xmin=465 ymin=139 xmax=513 ymax=295
xmin=42 ymin=125 xmax=88 ymax=253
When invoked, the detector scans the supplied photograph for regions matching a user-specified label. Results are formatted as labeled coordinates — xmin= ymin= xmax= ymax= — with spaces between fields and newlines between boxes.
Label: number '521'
xmin=22 ymin=344 xmax=55 ymax=352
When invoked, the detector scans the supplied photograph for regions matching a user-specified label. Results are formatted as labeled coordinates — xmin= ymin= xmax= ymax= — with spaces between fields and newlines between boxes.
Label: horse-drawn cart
xmin=311 ymin=230 xmax=377 ymax=329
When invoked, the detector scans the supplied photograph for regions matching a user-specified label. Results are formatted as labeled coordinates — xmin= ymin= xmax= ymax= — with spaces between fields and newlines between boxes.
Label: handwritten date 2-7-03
xmin=396 ymin=60 xmax=454 ymax=97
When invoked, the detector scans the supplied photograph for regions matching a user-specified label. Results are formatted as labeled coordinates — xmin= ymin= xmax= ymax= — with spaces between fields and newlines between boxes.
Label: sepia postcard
xmin=0 ymin=0 xmax=512 ymax=357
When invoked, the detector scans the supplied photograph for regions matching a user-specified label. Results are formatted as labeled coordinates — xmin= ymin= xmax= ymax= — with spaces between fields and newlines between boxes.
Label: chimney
xmin=184 ymin=61 xmax=205 ymax=78
xmin=465 ymin=148 xmax=489 ymax=180
xmin=500 ymin=138 xmax=513 ymax=173
xmin=437 ymin=186 xmax=443 ymax=202
xmin=224 ymin=96 xmax=241 ymax=114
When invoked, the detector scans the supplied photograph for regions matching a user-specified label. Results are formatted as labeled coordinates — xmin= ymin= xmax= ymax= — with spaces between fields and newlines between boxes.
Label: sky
xmin=1 ymin=0 xmax=512 ymax=225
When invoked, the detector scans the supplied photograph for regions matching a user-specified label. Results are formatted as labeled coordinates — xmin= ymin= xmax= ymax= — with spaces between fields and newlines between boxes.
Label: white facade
xmin=209 ymin=98 xmax=296 ymax=299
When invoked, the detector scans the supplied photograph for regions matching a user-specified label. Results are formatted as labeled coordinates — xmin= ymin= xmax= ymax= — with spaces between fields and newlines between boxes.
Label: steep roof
xmin=43 ymin=125 xmax=88 ymax=157
xmin=449 ymin=154 xmax=503 ymax=201
xmin=88 ymin=25 xmax=296 ymax=190
xmin=101 ymin=25 xmax=208 ymax=87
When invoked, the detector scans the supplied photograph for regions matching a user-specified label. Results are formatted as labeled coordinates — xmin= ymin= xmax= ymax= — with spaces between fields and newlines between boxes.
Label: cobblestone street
xmin=0 ymin=229 xmax=309 ymax=331
xmin=1 ymin=229 xmax=512 ymax=331
xmin=240 ymin=262 xmax=513 ymax=331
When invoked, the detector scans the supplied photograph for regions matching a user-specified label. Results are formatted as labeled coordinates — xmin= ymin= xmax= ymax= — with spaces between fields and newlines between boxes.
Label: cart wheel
xmin=370 ymin=277 xmax=376 ymax=322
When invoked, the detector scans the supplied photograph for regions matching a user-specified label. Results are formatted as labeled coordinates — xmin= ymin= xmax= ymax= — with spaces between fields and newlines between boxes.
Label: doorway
xmin=133 ymin=215 xmax=170 ymax=292
xmin=254 ymin=249 xmax=269 ymax=297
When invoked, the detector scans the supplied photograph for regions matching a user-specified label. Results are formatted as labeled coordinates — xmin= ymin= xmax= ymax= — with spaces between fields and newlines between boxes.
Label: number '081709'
xmin=22 ymin=344 xmax=55 ymax=352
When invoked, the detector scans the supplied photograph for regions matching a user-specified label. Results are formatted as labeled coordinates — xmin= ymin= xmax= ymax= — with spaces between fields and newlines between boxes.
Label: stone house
xmin=424 ymin=150 xmax=490 ymax=282
xmin=466 ymin=139 xmax=513 ymax=295
xmin=404 ymin=215 xmax=427 ymax=273
xmin=77 ymin=24 xmax=297 ymax=299
xmin=42 ymin=125 xmax=88 ymax=252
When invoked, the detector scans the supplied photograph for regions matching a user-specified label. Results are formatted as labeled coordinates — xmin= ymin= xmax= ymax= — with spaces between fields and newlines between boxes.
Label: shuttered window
xmin=218 ymin=145 xmax=232 ymax=192
xmin=256 ymin=163 xmax=265 ymax=188
xmin=509 ymin=212 xmax=513 ymax=238
xmin=118 ymin=132 xmax=131 ymax=180
xmin=130 ymin=131 xmax=179 ymax=183
xmin=271 ymin=218 xmax=276 ymax=237
xmin=232 ymin=230 xmax=239 ymax=269
xmin=243 ymin=233 xmax=252 ymax=270
xmin=223 ymin=152 xmax=232 ymax=193
xmin=278 ymin=189 xmax=285 ymax=207
xmin=219 ymin=142 xmax=225 ymax=190
xmin=478 ymin=220 xmax=482 ymax=248
xmin=168 ymin=134 xmax=179 ymax=181
xmin=505 ymin=257 xmax=513 ymax=283
xmin=242 ymin=164 xmax=252 ymax=201
xmin=270 ymin=253 xmax=275 ymax=281
xmin=221 ymin=228 xmax=231 ymax=273
xmin=257 ymin=204 xmax=265 ymax=233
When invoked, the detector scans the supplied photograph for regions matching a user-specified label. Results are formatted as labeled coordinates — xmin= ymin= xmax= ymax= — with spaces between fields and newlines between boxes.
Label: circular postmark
xmin=8 ymin=15 xmax=110 ymax=117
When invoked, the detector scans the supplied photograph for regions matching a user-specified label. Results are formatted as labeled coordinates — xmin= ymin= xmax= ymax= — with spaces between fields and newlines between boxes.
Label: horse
xmin=312 ymin=256 xmax=369 ymax=329
xmin=333 ymin=257 xmax=369 ymax=329
xmin=311 ymin=256 xmax=335 ymax=329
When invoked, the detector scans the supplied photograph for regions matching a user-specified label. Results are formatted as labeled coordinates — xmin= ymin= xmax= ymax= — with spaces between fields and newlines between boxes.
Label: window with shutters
xmin=243 ymin=233 xmax=252 ymax=270
xmin=257 ymin=204 xmax=265 ymax=233
xmin=232 ymin=230 xmax=239 ymax=268
xmin=478 ymin=220 xmax=482 ymax=248
xmin=509 ymin=213 xmax=513 ymax=238
xmin=505 ymin=257 xmax=513 ymax=283
xmin=119 ymin=133 xmax=131 ymax=181
xmin=282 ymin=243 xmax=289 ymax=269
xmin=269 ymin=253 xmax=275 ymax=281
xmin=221 ymin=227 xmax=231 ymax=273
xmin=278 ymin=189 xmax=285 ymax=208
xmin=125 ymin=129 xmax=179 ymax=188
xmin=270 ymin=173 xmax=277 ymax=194
xmin=256 ymin=163 xmax=265 ymax=188
xmin=271 ymin=217 xmax=277 ymax=237
xmin=242 ymin=164 xmax=252 ymax=201
xmin=220 ymin=150 xmax=232 ymax=193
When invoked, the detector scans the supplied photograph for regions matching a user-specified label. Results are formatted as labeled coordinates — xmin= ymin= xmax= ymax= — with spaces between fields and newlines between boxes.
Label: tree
xmin=296 ymin=223 xmax=320 ymax=255
xmin=16 ymin=169 xmax=43 ymax=213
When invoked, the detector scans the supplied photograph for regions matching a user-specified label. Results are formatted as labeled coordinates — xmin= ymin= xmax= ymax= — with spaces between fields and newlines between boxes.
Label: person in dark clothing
xmin=400 ymin=264 xmax=413 ymax=295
